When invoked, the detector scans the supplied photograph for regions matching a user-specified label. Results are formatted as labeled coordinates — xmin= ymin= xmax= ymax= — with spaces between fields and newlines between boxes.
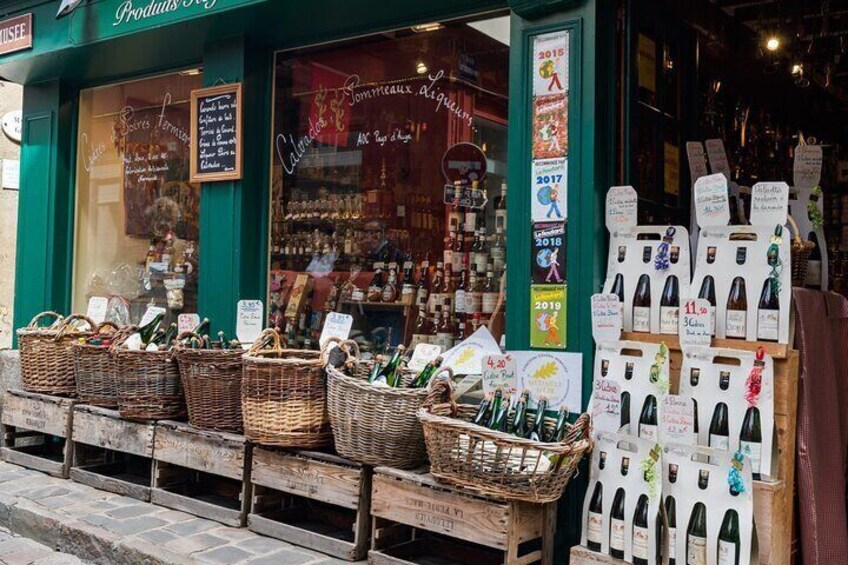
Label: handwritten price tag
xmin=177 ymin=313 xmax=200 ymax=335
xmin=605 ymin=186 xmax=638 ymax=231
xmin=409 ymin=343 xmax=442 ymax=373
xmin=86 ymin=297 xmax=108 ymax=325
xmin=750 ymin=182 xmax=789 ymax=227
xmin=794 ymin=145 xmax=822 ymax=189
xmin=694 ymin=173 xmax=730 ymax=227
xmin=679 ymin=299 xmax=712 ymax=348
xmin=139 ymin=306 xmax=166 ymax=327
xmin=591 ymin=378 xmax=621 ymax=434
xmin=591 ymin=293 xmax=622 ymax=344
xmin=481 ymin=354 xmax=518 ymax=397
xmin=705 ymin=138 xmax=731 ymax=180
xmin=660 ymin=395 xmax=696 ymax=445
xmin=319 ymin=312 xmax=354 ymax=350
xmin=236 ymin=300 xmax=263 ymax=349
xmin=686 ymin=142 xmax=708 ymax=185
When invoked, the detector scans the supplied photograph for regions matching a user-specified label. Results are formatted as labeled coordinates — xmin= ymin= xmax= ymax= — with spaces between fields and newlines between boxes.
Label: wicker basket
xmin=18 ymin=312 xmax=95 ymax=395
xmin=174 ymin=332 xmax=244 ymax=433
xmin=418 ymin=380 xmax=593 ymax=503
xmin=114 ymin=338 xmax=185 ymax=420
xmin=241 ymin=329 xmax=331 ymax=448
xmin=787 ymin=215 xmax=814 ymax=287
xmin=73 ymin=322 xmax=134 ymax=407
xmin=326 ymin=341 xmax=454 ymax=469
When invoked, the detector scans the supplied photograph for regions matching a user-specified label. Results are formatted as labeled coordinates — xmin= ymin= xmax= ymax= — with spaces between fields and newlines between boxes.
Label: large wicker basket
xmin=73 ymin=322 xmax=134 ymax=407
xmin=18 ymin=312 xmax=95 ymax=395
xmin=241 ymin=329 xmax=331 ymax=448
xmin=787 ymin=215 xmax=814 ymax=287
xmin=114 ymin=343 xmax=186 ymax=421
xmin=174 ymin=332 xmax=244 ymax=433
xmin=418 ymin=380 xmax=593 ymax=503
xmin=326 ymin=342 xmax=453 ymax=469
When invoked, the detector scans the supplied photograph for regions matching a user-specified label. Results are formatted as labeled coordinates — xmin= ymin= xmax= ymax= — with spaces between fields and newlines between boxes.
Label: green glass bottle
xmin=138 ymin=313 xmax=164 ymax=345
xmin=192 ymin=317 xmax=210 ymax=336
xmin=376 ymin=345 xmax=405 ymax=385
xmin=632 ymin=494 xmax=650 ymax=565
xmin=526 ymin=397 xmax=548 ymax=441
xmin=368 ymin=355 xmax=385 ymax=383
xmin=472 ymin=392 xmax=493 ymax=426
xmin=217 ymin=331 xmax=230 ymax=349
xmin=686 ymin=502 xmax=707 ymax=565
xmin=740 ymin=407 xmax=762 ymax=480
xmin=717 ymin=509 xmax=740 ymax=565
xmin=709 ymin=402 xmax=730 ymax=450
xmin=638 ymin=394 xmax=658 ymax=441
xmin=162 ymin=323 xmax=177 ymax=348
xmin=620 ymin=391 xmax=631 ymax=433
xmin=510 ymin=390 xmax=530 ymax=437
xmin=486 ymin=388 xmax=504 ymax=429
xmin=609 ymin=488 xmax=626 ymax=559
xmin=551 ymin=405 xmax=569 ymax=442
xmin=666 ymin=496 xmax=677 ymax=565
xmin=387 ymin=358 xmax=408 ymax=387
xmin=409 ymin=356 xmax=443 ymax=388
xmin=586 ymin=482 xmax=603 ymax=551
xmin=490 ymin=398 xmax=511 ymax=431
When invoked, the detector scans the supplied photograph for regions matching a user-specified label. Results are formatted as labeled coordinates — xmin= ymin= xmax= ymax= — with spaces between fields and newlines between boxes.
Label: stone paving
xmin=0 ymin=525 xmax=86 ymax=564
xmin=0 ymin=461 xmax=355 ymax=564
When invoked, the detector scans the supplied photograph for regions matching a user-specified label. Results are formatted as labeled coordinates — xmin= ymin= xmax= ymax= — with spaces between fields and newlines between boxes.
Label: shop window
xmin=268 ymin=14 xmax=510 ymax=353
xmin=73 ymin=70 xmax=203 ymax=324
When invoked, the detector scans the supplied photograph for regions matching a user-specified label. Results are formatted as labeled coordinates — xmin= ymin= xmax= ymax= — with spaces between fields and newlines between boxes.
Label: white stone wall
xmin=0 ymin=82 xmax=21 ymax=349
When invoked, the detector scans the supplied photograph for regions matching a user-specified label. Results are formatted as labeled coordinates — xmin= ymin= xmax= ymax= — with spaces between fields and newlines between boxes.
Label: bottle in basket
xmin=526 ymin=396 xmax=548 ymax=441
xmin=473 ymin=392 xmax=493 ymax=426
xmin=510 ymin=390 xmax=530 ymax=437
xmin=409 ymin=356 xmax=443 ymax=388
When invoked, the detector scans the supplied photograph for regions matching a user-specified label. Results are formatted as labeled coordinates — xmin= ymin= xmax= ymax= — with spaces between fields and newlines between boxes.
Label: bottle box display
xmin=581 ymin=433 xmax=662 ymax=564
xmin=680 ymin=347 xmax=776 ymax=480
xmin=602 ymin=226 xmax=692 ymax=336
xmin=662 ymin=444 xmax=754 ymax=565
xmin=692 ymin=177 xmax=792 ymax=344
xmin=592 ymin=341 xmax=670 ymax=442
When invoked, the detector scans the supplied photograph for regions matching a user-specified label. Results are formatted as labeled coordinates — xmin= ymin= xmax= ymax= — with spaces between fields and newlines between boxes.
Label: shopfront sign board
xmin=190 ymin=83 xmax=242 ymax=182
xmin=0 ymin=14 xmax=32 ymax=56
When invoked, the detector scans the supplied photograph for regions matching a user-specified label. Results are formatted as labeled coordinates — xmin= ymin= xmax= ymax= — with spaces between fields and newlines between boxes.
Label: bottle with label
xmin=756 ymin=278 xmax=779 ymax=342
xmin=430 ymin=262 xmax=445 ymax=313
xmin=526 ymin=397 xmax=548 ymax=442
xmin=495 ymin=182 xmax=507 ymax=232
xmin=415 ymin=264 xmax=430 ymax=310
xmin=632 ymin=274 xmax=652 ymax=333
xmin=409 ymin=309 xmax=431 ymax=350
xmin=367 ymin=265 xmax=385 ymax=302
xmin=453 ymin=226 xmax=466 ymax=273
xmin=466 ymin=270 xmax=483 ymax=318
xmin=455 ymin=267 xmax=469 ymax=321
xmin=725 ymin=276 xmax=748 ymax=339
xmin=486 ymin=387 xmax=504 ymax=429
xmin=699 ymin=276 xmax=717 ymax=336
xmin=586 ymin=482 xmax=603 ymax=552
xmin=620 ymin=391 xmax=631 ymax=433
xmin=660 ymin=275 xmax=680 ymax=334
xmin=400 ymin=262 xmax=416 ymax=303
xmin=687 ymin=503 xmax=707 ymax=565
xmin=632 ymin=494 xmax=650 ymax=565
xmin=709 ymin=402 xmax=730 ymax=450
xmin=638 ymin=394 xmax=658 ymax=441
xmin=611 ymin=273 xmax=625 ymax=330
xmin=441 ymin=265 xmax=454 ymax=315
xmin=381 ymin=266 xmax=399 ymax=303
xmin=717 ymin=509 xmax=740 ymax=565
xmin=806 ymin=231 xmax=822 ymax=288
xmin=374 ymin=346 xmax=405 ymax=386
xmin=473 ymin=229 xmax=489 ymax=273
xmin=740 ymin=406 xmax=762 ymax=480
xmin=448 ymin=181 xmax=463 ymax=232
xmin=482 ymin=269 xmax=499 ymax=314
xmin=491 ymin=228 xmax=506 ymax=272
xmin=666 ymin=496 xmax=677 ymax=565
xmin=610 ymin=488 xmax=626 ymax=559
xmin=443 ymin=229 xmax=455 ymax=269
xmin=429 ymin=306 xmax=442 ymax=346
xmin=436 ymin=300 xmax=455 ymax=350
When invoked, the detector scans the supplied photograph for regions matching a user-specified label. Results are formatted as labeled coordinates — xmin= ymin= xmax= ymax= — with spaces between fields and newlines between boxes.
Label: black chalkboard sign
xmin=190 ymin=83 xmax=242 ymax=182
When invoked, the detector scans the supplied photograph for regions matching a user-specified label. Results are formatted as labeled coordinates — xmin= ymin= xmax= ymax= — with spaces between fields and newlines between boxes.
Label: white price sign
xmin=679 ymin=299 xmax=712 ymax=348
xmin=236 ymin=300 xmax=264 ymax=348
xmin=605 ymin=185 xmax=638 ymax=231
xmin=319 ymin=312 xmax=354 ymax=350
xmin=694 ymin=173 xmax=730 ymax=227
xmin=178 ymin=313 xmax=201 ymax=335
xmin=591 ymin=293 xmax=622 ymax=344
xmin=86 ymin=296 xmax=108 ymax=325
xmin=408 ymin=343 xmax=442 ymax=373
xmin=591 ymin=378 xmax=621 ymax=435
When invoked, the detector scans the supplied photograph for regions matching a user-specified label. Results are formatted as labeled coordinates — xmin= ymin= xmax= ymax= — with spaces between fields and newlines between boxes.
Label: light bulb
xmin=416 ymin=61 xmax=428 ymax=75
xmin=766 ymin=37 xmax=780 ymax=52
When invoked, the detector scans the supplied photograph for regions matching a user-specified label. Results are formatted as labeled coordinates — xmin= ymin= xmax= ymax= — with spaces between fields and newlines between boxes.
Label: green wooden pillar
xmin=12 ymin=80 xmax=77 ymax=338
xmin=199 ymin=36 xmax=271 ymax=335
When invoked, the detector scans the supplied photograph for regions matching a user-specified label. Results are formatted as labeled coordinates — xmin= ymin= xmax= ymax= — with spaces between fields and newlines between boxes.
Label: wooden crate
xmin=70 ymin=405 xmax=155 ymax=501
xmin=620 ymin=333 xmax=798 ymax=565
xmin=151 ymin=420 xmax=252 ymax=527
xmin=369 ymin=467 xmax=557 ymax=565
xmin=248 ymin=448 xmax=372 ymax=561
xmin=568 ymin=546 xmax=626 ymax=564
xmin=0 ymin=390 xmax=77 ymax=478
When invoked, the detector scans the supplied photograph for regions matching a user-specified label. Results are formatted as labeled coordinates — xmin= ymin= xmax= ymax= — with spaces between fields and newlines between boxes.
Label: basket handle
xmin=786 ymin=215 xmax=803 ymax=246
xmin=563 ymin=412 xmax=592 ymax=445
xmin=96 ymin=321 xmax=121 ymax=335
xmin=247 ymin=328 xmax=282 ymax=355
xmin=432 ymin=366 xmax=454 ymax=382
xmin=27 ymin=311 xmax=64 ymax=329
xmin=54 ymin=314 xmax=96 ymax=340
xmin=321 ymin=337 xmax=361 ymax=359
xmin=423 ymin=377 xmax=456 ymax=414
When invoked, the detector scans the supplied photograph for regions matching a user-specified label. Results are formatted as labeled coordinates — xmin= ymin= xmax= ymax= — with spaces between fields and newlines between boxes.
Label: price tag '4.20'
xmin=481 ymin=354 xmax=518 ymax=398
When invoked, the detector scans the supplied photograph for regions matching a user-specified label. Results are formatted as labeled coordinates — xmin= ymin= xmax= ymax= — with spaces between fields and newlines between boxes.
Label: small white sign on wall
xmin=2 ymin=159 xmax=19 ymax=190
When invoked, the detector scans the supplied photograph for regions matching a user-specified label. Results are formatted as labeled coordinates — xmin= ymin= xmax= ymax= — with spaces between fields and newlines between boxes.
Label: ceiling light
xmin=411 ymin=23 xmax=443 ymax=33
xmin=766 ymin=37 xmax=780 ymax=52
xmin=180 ymin=68 xmax=203 ymax=76
xmin=791 ymin=63 xmax=803 ymax=76
xmin=416 ymin=60 xmax=428 ymax=75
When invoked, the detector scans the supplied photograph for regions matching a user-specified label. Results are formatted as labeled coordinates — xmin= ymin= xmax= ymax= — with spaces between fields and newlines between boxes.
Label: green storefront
xmin=3 ymin=0 xmax=612 ymax=557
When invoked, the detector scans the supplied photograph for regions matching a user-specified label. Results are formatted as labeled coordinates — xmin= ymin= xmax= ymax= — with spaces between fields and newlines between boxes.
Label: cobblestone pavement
xmin=0 ymin=525 xmax=86 ymax=564
xmin=0 ymin=461 xmax=356 ymax=564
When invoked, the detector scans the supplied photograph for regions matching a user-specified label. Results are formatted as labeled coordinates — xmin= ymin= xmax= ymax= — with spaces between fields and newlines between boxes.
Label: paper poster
xmin=408 ymin=343 xmax=442 ymax=373
xmin=531 ymin=158 xmax=567 ymax=221
xmin=591 ymin=378 xmax=622 ymax=434
xmin=532 ymin=94 xmax=568 ymax=159
xmin=532 ymin=222 xmax=566 ymax=284
xmin=591 ymin=293 xmax=622 ymax=344
xmin=481 ymin=354 xmax=518 ymax=397
xmin=178 ymin=313 xmax=201 ymax=335
xmin=605 ymin=185 xmax=638 ymax=231
xmin=86 ymin=297 xmax=108 ymax=325
xmin=530 ymin=284 xmax=567 ymax=349
xmin=2 ymin=158 xmax=19 ymax=190
xmin=533 ymin=31 xmax=568 ymax=97
xmin=440 ymin=326 xmax=501 ymax=375
xmin=694 ymin=173 xmax=730 ymax=227
xmin=236 ymin=299 xmax=264 ymax=348
xmin=319 ymin=312 xmax=354 ymax=350
xmin=750 ymin=182 xmax=789 ymax=227
xmin=660 ymin=395 xmax=696 ymax=445
xmin=679 ymin=299 xmax=712 ymax=348
xmin=514 ymin=350 xmax=582 ymax=411
xmin=794 ymin=144 xmax=822 ymax=189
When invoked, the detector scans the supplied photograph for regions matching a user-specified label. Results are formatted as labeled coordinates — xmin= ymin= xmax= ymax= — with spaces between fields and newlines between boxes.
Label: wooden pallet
xmin=369 ymin=467 xmax=557 ymax=565
xmin=0 ymin=390 xmax=77 ymax=478
xmin=248 ymin=448 xmax=371 ymax=562
xmin=70 ymin=405 xmax=155 ymax=501
xmin=151 ymin=421 xmax=252 ymax=527
xmin=620 ymin=332 xmax=798 ymax=565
